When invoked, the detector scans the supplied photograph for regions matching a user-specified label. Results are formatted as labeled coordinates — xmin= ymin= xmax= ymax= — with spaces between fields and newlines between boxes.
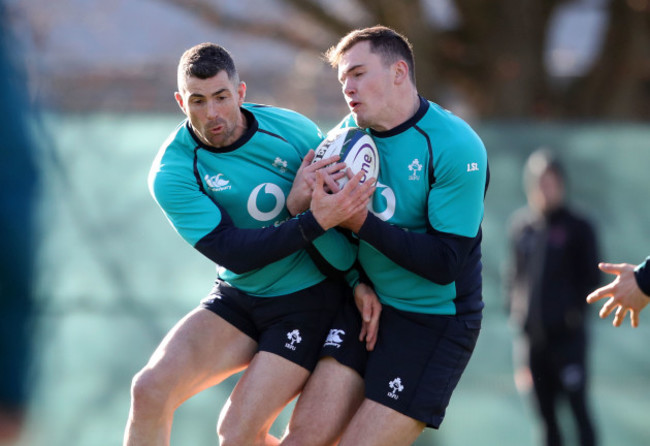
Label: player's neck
xmin=231 ymin=109 xmax=248 ymax=142
xmin=381 ymin=90 xmax=420 ymax=132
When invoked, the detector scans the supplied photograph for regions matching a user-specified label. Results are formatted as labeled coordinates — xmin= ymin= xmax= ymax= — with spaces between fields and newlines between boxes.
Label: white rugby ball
xmin=311 ymin=127 xmax=379 ymax=188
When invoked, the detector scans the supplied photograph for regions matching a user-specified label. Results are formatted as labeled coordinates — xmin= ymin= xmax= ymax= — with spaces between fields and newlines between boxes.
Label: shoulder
xmin=573 ymin=213 xmax=598 ymax=245
xmin=245 ymin=103 xmax=321 ymax=135
xmin=420 ymin=102 xmax=487 ymax=183
xmin=508 ymin=207 xmax=535 ymax=233
xmin=422 ymin=101 xmax=485 ymax=155
xmin=562 ymin=207 xmax=596 ymax=232
xmin=148 ymin=120 xmax=195 ymax=198
xmin=151 ymin=120 xmax=194 ymax=170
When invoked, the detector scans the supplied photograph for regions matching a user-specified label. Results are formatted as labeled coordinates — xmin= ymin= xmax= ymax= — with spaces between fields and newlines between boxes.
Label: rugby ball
xmin=311 ymin=127 xmax=379 ymax=188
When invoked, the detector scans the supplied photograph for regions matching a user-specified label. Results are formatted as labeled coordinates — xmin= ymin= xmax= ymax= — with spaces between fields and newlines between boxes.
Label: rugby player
xmin=281 ymin=26 xmax=489 ymax=446
xmin=123 ymin=42 xmax=374 ymax=446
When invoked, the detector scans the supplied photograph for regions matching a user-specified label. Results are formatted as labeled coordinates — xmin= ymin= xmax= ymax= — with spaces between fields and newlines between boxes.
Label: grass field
xmin=11 ymin=113 xmax=650 ymax=446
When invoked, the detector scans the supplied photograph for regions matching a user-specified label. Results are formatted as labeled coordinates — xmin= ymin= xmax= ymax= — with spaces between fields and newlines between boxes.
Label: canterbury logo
xmin=205 ymin=174 xmax=231 ymax=191
xmin=323 ymin=329 xmax=345 ymax=348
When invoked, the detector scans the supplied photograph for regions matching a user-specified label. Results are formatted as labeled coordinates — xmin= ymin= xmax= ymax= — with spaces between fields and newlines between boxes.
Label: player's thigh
xmin=138 ymin=307 xmax=257 ymax=401
xmin=339 ymin=399 xmax=425 ymax=446
xmin=281 ymin=357 xmax=365 ymax=446
xmin=218 ymin=351 xmax=310 ymax=439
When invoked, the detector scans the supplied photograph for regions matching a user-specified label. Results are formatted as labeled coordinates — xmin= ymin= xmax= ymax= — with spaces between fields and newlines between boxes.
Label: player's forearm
xmin=357 ymin=212 xmax=476 ymax=284
xmin=194 ymin=211 xmax=325 ymax=274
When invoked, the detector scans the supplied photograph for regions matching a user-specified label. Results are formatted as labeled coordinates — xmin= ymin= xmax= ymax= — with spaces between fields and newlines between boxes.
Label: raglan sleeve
xmin=357 ymin=126 xmax=488 ymax=284
xmin=148 ymin=143 xmax=325 ymax=275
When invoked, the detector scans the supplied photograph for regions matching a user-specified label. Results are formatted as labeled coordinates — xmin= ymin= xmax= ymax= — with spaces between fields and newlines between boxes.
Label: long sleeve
xmin=635 ymin=256 xmax=650 ymax=296
xmin=357 ymin=212 xmax=477 ymax=285
xmin=194 ymin=205 xmax=324 ymax=274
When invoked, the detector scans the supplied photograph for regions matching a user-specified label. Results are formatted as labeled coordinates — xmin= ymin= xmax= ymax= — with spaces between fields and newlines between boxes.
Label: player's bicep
xmin=428 ymin=154 xmax=486 ymax=238
xmin=150 ymin=169 xmax=222 ymax=246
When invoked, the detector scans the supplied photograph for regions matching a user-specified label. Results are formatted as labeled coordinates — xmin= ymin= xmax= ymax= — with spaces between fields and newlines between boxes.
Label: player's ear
xmin=393 ymin=60 xmax=409 ymax=86
xmin=174 ymin=91 xmax=186 ymax=114
xmin=237 ymin=81 xmax=247 ymax=106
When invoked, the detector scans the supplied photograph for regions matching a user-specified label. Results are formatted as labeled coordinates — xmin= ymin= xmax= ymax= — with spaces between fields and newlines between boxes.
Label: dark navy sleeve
xmin=634 ymin=256 xmax=650 ymax=297
xmin=574 ymin=218 xmax=601 ymax=300
xmin=194 ymin=203 xmax=325 ymax=274
xmin=357 ymin=212 xmax=476 ymax=285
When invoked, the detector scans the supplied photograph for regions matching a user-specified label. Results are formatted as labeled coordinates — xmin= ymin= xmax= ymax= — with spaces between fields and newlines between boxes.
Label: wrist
xmin=297 ymin=210 xmax=326 ymax=241
xmin=634 ymin=258 xmax=650 ymax=297
xmin=311 ymin=209 xmax=333 ymax=231
xmin=286 ymin=196 xmax=302 ymax=218
xmin=354 ymin=211 xmax=374 ymax=237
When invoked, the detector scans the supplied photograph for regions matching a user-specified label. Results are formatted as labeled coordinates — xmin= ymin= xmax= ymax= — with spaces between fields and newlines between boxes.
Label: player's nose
xmin=206 ymin=100 xmax=219 ymax=119
xmin=342 ymin=78 xmax=355 ymax=97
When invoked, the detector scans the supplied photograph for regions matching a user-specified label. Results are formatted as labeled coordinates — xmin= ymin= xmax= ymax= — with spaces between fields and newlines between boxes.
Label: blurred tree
xmin=159 ymin=0 xmax=649 ymax=119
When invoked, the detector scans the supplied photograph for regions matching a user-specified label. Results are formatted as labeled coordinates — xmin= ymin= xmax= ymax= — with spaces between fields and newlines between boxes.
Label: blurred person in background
xmin=504 ymin=149 xmax=599 ymax=446
xmin=587 ymin=257 xmax=650 ymax=328
xmin=0 ymin=1 xmax=39 ymax=444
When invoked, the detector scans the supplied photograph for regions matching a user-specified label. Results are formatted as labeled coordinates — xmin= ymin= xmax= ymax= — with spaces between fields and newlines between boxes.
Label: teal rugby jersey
xmin=336 ymin=97 xmax=488 ymax=316
xmin=149 ymin=103 xmax=356 ymax=297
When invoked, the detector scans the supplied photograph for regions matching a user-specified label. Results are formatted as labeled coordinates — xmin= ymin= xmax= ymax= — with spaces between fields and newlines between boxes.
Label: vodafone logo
xmin=247 ymin=183 xmax=285 ymax=221
xmin=368 ymin=181 xmax=395 ymax=221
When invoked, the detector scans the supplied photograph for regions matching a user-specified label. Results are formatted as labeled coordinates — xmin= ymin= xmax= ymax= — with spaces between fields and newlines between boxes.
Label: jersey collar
xmin=369 ymin=95 xmax=429 ymax=138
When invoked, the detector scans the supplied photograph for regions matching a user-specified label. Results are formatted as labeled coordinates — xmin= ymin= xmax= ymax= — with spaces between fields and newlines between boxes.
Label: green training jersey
xmin=337 ymin=97 xmax=488 ymax=315
xmin=149 ymin=103 xmax=356 ymax=297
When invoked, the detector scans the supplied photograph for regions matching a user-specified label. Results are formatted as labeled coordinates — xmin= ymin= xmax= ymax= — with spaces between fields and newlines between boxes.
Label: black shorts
xmin=321 ymin=298 xmax=481 ymax=429
xmin=201 ymin=279 xmax=348 ymax=372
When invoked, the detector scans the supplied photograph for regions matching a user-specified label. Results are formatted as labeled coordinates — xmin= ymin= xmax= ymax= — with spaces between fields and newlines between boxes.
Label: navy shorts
xmin=321 ymin=298 xmax=481 ymax=428
xmin=201 ymin=279 xmax=348 ymax=372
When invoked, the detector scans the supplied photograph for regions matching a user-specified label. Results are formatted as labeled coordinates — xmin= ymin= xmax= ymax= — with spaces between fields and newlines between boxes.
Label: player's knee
xmin=217 ymin=410 xmax=265 ymax=446
xmin=281 ymin=425 xmax=338 ymax=446
xmin=129 ymin=367 xmax=170 ymax=413
xmin=217 ymin=424 xmax=258 ymax=446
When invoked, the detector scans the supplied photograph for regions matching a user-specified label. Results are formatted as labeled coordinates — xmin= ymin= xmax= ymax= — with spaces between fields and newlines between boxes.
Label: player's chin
xmin=352 ymin=114 xmax=370 ymax=129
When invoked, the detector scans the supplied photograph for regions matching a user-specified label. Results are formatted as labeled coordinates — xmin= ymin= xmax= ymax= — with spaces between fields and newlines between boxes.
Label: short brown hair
xmin=177 ymin=43 xmax=239 ymax=92
xmin=324 ymin=25 xmax=416 ymax=84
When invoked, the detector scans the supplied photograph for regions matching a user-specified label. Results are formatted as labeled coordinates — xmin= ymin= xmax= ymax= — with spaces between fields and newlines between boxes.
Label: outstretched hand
xmin=586 ymin=262 xmax=650 ymax=328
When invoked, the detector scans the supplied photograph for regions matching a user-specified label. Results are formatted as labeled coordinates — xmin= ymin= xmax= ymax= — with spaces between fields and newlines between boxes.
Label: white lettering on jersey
xmin=467 ymin=162 xmax=479 ymax=172
xmin=247 ymin=183 xmax=285 ymax=221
